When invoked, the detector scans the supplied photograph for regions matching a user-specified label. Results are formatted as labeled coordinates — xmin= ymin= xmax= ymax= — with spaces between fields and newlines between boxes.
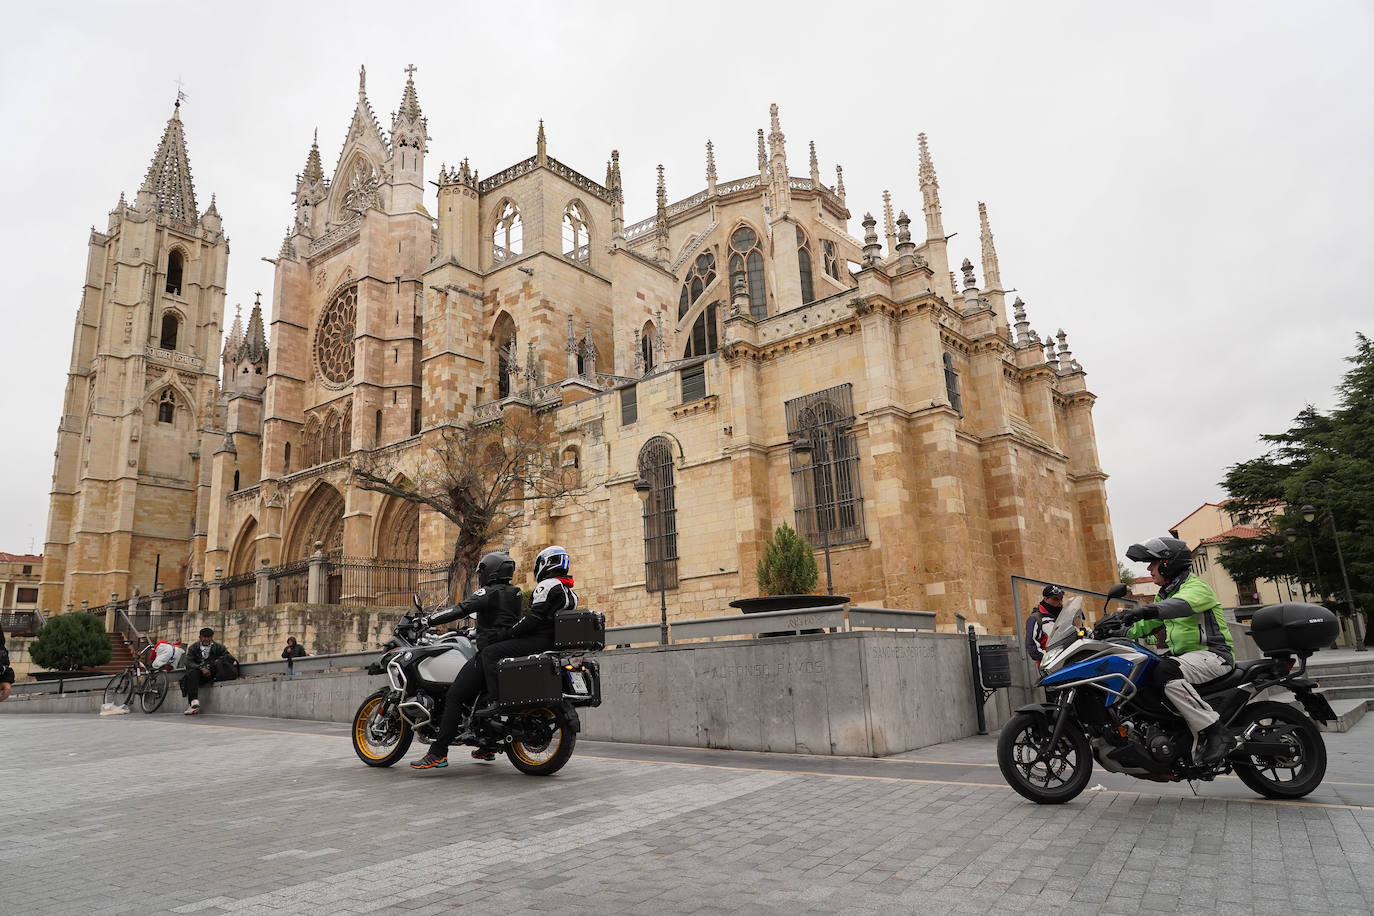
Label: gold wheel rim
xmin=510 ymin=708 xmax=563 ymax=766
xmin=354 ymin=697 xmax=394 ymax=760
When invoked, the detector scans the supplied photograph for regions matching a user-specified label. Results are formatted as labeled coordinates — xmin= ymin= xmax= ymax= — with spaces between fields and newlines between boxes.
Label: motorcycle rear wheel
xmin=505 ymin=706 xmax=576 ymax=776
xmin=1231 ymin=701 xmax=1326 ymax=799
xmin=352 ymin=689 xmax=413 ymax=767
xmin=997 ymin=711 xmax=1094 ymax=804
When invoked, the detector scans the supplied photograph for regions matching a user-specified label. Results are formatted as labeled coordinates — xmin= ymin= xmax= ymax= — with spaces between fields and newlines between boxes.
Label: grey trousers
xmin=1162 ymin=649 xmax=1230 ymax=734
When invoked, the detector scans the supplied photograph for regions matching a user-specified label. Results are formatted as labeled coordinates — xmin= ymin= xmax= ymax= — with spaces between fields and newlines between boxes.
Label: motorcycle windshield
xmin=1043 ymin=596 xmax=1084 ymax=653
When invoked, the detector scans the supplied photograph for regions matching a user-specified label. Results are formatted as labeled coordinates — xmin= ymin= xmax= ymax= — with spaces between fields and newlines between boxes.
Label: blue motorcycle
xmin=997 ymin=584 xmax=1339 ymax=804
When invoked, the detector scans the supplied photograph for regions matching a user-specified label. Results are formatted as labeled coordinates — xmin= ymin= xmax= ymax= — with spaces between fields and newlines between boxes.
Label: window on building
xmin=562 ymin=201 xmax=590 ymax=263
xmin=797 ymin=227 xmax=815 ymax=304
xmin=492 ymin=200 xmax=523 ymax=263
xmin=640 ymin=323 xmax=656 ymax=373
xmin=1234 ymin=577 xmax=1260 ymax=605
xmin=681 ymin=362 xmax=706 ymax=403
xmin=412 ymin=408 xmax=421 ymax=435
xmin=678 ymin=251 xmax=717 ymax=319
xmin=166 ymin=250 xmax=183 ymax=295
xmin=621 ymin=385 xmax=638 ymax=425
xmin=683 ymin=303 xmax=719 ymax=358
xmin=638 ymin=436 xmax=679 ymax=592
xmin=729 ymin=225 xmax=768 ymax=320
xmin=787 ymin=384 xmax=865 ymax=547
xmin=375 ymin=409 xmax=383 ymax=445
xmin=284 ymin=442 xmax=292 ymax=472
xmin=22 ymin=565 xmax=32 ymax=576
xmin=943 ymin=352 xmax=962 ymax=415
xmin=157 ymin=389 xmax=176 ymax=424
xmin=233 ymin=469 xmax=240 ymax=491
xmin=16 ymin=587 xmax=38 ymax=603
xmin=822 ymin=239 xmax=841 ymax=280
xmin=160 ymin=312 xmax=179 ymax=350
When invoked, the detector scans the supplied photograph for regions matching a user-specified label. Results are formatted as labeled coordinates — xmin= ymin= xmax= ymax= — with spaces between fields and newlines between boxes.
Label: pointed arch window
xmin=797 ymin=227 xmax=815 ymax=304
xmin=943 ymin=352 xmax=963 ymax=415
xmin=165 ymin=250 xmax=184 ymax=296
xmin=492 ymin=200 xmax=523 ymax=263
xmin=562 ymin=201 xmax=591 ymax=263
xmin=729 ymin=226 xmax=767 ymax=320
xmin=492 ymin=314 xmax=517 ymax=400
xmin=637 ymin=436 xmax=678 ymax=592
xmin=682 ymin=303 xmax=719 ymax=359
xmin=283 ymin=442 xmax=292 ymax=473
xmin=641 ymin=321 xmax=656 ymax=373
xmin=160 ymin=312 xmax=180 ymax=350
xmin=822 ymin=239 xmax=841 ymax=281
xmin=787 ymin=386 xmax=865 ymax=547
xmin=157 ymin=389 xmax=176 ymax=424
xmin=677 ymin=251 xmax=717 ymax=319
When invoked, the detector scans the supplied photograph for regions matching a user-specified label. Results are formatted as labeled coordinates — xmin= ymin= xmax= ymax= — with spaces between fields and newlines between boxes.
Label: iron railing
xmin=219 ymin=571 xmax=257 ymax=611
xmin=269 ymin=560 xmax=310 ymax=604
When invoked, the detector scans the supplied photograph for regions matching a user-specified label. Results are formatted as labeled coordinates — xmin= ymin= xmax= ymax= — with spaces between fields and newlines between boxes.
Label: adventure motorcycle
xmin=351 ymin=597 xmax=603 ymax=775
xmin=998 ymin=584 xmax=1339 ymax=804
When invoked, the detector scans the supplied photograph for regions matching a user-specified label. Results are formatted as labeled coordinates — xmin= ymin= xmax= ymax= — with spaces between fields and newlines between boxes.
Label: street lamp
xmin=633 ymin=475 xmax=670 ymax=646
xmin=790 ymin=433 xmax=833 ymax=595
xmin=1301 ymin=478 xmax=1365 ymax=651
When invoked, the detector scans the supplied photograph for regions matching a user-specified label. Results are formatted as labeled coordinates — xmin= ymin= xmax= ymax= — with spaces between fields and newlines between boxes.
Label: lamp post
xmin=1300 ymin=478 xmax=1365 ymax=651
xmin=633 ymin=475 xmax=670 ymax=646
xmin=790 ymin=432 xmax=833 ymax=595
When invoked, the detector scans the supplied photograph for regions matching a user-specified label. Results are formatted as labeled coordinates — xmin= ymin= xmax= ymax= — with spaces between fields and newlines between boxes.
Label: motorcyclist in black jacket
xmin=409 ymin=551 xmax=521 ymax=770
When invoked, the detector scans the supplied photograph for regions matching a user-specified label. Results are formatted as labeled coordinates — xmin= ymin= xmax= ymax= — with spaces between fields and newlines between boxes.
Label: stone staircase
xmin=1307 ymin=653 xmax=1374 ymax=731
xmin=91 ymin=633 xmax=137 ymax=676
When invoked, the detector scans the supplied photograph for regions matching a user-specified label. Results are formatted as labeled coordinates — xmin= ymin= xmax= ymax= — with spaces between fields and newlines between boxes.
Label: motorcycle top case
xmin=1249 ymin=602 xmax=1339 ymax=655
xmin=554 ymin=609 xmax=606 ymax=651
xmin=494 ymin=654 xmax=564 ymax=710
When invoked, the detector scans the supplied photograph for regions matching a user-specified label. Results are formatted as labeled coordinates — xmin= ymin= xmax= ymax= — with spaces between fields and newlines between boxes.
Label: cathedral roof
xmin=140 ymin=102 xmax=199 ymax=224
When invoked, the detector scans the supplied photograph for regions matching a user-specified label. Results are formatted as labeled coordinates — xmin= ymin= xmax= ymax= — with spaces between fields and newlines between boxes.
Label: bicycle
xmin=102 ymin=646 xmax=177 ymax=713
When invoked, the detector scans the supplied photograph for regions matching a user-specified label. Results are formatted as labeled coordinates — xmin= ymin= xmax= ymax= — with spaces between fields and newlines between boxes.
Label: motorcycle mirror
xmin=1104 ymin=583 xmax=1129 ymax=609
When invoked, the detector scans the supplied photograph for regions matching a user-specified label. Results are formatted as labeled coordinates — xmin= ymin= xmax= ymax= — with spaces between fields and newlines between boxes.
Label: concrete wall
xmin=1 ymin=631 xmax=1036 ymax=757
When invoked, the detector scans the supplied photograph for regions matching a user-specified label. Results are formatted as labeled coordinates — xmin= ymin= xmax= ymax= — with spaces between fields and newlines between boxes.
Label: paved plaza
xmin=3 ymin=713 xmax=1374 ymax=915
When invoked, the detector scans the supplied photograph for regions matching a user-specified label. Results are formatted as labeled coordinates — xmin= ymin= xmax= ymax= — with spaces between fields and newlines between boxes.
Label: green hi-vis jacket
xmin=1128 ymin=573 xmax=1235 ymax=659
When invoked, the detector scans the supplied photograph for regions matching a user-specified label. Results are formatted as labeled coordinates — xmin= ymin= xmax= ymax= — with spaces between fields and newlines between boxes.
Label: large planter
xmin=729 ymin=595 xmax=850 ymax=636
xmin=31 ymin=670 xmax=99 ymax=681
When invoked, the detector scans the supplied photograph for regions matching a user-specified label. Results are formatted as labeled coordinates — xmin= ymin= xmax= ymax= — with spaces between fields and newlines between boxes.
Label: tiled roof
xmin=0 ymin=552 xmax=42 ymax=563
xmin=1198 ymin=525 xmax=1267 ymax=546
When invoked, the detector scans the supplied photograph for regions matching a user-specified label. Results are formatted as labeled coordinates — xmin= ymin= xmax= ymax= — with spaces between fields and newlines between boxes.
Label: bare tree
xmin=352 ymin=407 xmax=587 ymax=594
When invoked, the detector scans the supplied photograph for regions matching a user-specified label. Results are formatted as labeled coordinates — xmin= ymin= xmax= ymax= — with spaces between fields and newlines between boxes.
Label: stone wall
xmin=152 ymin=603 xmax=408 ymax=663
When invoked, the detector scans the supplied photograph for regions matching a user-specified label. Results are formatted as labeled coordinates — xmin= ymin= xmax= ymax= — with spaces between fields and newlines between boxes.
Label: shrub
xmin=756 ymin=523 xmax=819 ymax=596
xmin=28 ymin=613 xmax=112 ymax=671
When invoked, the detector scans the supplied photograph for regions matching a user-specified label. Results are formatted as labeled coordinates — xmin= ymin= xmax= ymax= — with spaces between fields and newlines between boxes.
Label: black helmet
xmin=1042 ymin=585 xmax=1064 ymax=600
xmin=476 ymin=551 xmax=515 ymax=587
xmin=1126 ymin=536 xmax=1192 ymax=580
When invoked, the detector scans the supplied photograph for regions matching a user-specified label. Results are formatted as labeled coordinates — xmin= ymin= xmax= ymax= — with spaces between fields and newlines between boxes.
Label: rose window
xmin=315 ymin=285 xmax=356 ymax=386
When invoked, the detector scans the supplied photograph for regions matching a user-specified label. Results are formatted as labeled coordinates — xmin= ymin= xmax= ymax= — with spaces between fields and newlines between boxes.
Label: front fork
xmin=1037 ymin=688 xmax=1077 ymax=760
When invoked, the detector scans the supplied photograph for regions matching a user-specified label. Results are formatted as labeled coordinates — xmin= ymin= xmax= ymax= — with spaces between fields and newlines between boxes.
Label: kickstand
xmin=1186 ymin=779 xmax=1200 ymax=796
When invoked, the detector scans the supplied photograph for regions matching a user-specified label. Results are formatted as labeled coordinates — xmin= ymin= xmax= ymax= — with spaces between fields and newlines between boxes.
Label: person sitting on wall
xmin=180 ymin=628 xmax=234 ymax=715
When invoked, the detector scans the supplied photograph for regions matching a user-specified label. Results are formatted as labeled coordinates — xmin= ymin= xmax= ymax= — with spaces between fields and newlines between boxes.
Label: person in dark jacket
xmin=181 ymin=628 xmax=231 ymax=715
xmin=0 ymin=622 xmax=15 ymax=702
xmin=409 ymin=551 xmax=523 ymax=770
xmin=1024 ymin=585 xmax=1065 ymax=666
xmin=281 ymin=636 xmax=306 ymax=676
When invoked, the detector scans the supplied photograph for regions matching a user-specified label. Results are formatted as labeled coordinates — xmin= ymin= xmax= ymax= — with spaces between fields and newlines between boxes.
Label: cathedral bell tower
xmin=39 ymin=100 xmax=228 ymax=613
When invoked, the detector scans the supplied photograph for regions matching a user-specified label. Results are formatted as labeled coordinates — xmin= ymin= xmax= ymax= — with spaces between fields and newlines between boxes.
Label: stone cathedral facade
xmin=40 ymin=67 xmax=1116 ymax=633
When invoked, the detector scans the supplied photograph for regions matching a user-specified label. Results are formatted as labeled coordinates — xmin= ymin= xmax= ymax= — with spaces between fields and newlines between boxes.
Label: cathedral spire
xmin=608 ymin=149 xmax=624 ymax=242
xmin=238 ymin=294 xmax=269 ymax=365
xmin=654 ymin=164 xmax=670 ymax=264
xmin=978 ymin=202 xmax=1002 ymax=291
xmin=809 ymin=140 xmax=820 ymax=185
xmin=882 ymin=190 xmax=897 ymax=256
xmin=918 ymin=132 xmax=945 ymax=241
xmin=222 ymin=304 xmax=244 ymax=376
xmin=340 ymin=63 xmax=387 ymax=160
xmin=137 ymin=102 xmax=199 ymax=223
xmin=536 ymin=119 xmax=548 ymax=164
xmin=766 ymin=103 xmax=791 ymax=216
xmin=835 ymin=164 xmax=846 ymax=201
xmin=756 ymin=128 xmax=767 ymax=176
xmin=705 ymin=140 xmax=717 ymax=191
xmin=396 ymin=63 xmax=423 ymax=124
xmin=302 ymin=128 xmax=324 ymax=184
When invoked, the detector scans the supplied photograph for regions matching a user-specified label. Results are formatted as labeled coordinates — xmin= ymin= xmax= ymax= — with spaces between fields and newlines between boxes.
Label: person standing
xmin=0 ymin=622 xmax=14 ymax=702
xmin=1024 ymin=585 xmax=1065 ymax=667
xmin=281 ymin=636 xmax=306 ymax=676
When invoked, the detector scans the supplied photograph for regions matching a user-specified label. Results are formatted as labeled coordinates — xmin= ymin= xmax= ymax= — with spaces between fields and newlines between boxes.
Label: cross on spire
xmin=404 ymin=63 xmax=416 ymax=80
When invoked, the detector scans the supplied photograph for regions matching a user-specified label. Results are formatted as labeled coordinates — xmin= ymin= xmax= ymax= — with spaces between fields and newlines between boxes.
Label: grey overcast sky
xmin=2 ymin=1 xmax=1370 ymax=580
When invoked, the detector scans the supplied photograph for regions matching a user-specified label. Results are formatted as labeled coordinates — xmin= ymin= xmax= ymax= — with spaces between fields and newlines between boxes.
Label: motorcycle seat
xmin=1197 ymin=658 xmax=1271 ymax=695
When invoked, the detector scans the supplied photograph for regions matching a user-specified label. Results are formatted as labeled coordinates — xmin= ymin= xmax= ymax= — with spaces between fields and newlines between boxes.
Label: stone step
xmin=1308 ymin=671 xmax=1374 ymax=689
xmin=1269 ymin=690 xmax=1368 ymax=733
xmin=1307 ymin=659 xmax=1374 ymax=676
xmin=1316 ymin=685 xmax=1374 ymax=703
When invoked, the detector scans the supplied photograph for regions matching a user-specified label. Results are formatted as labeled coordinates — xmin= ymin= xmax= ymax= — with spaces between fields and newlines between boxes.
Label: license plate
xmin=568 ymin=672 xmax=589 ymax=695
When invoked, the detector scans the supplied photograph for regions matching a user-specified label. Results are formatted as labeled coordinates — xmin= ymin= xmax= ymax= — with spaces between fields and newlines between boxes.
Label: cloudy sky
xmin=2 ymin=1 xmax=1370 ymax=581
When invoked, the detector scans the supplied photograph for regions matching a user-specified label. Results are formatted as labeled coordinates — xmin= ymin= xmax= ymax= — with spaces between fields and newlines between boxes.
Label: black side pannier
xmin=494 ymin=654 xmax=564 ymax=710
xmin=1249 ymin=603 xmax=1339 ymax=656
xmin=554 ymin=610 xmax=606 ymax=652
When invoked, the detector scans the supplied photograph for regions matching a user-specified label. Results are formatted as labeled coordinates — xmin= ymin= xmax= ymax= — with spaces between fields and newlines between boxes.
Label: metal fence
xmin=162 ymin=588 xmax=190 ymax=611
xmin=219 ymin=571 xmax=257 ymax=611
xmin=269 ymin=560 xmax=310 ymax=604
xmin=327 ymin=559 xmax=448 ymax=607
xmin=0 ymin=611 xmax=42 ymax=636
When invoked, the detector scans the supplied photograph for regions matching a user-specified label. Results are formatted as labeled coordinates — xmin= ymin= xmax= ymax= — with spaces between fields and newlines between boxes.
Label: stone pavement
xmin=3 ymin=714 xmax=1374 ymax=915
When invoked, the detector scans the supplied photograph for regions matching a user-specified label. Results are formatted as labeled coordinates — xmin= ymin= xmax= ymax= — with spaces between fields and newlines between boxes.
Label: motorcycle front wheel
xmin=1231 ymin=700 xmax=1327 ymax=799
xmin=505 ymin=706 xmax=576 ymax=776
xmin=352 ymin=689 xmax=413 ymax=767
xmin=997 ymin=711 xmax=1094 ymax=804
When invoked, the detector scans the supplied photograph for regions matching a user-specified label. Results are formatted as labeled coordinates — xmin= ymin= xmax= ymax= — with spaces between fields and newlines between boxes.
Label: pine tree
xmin=756 ymin=523 xmax=820 ymax=596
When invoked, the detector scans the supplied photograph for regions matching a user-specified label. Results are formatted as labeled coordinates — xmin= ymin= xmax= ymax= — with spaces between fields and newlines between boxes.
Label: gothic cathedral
xmin=40 ymin=67 xmax=1117 ymax=633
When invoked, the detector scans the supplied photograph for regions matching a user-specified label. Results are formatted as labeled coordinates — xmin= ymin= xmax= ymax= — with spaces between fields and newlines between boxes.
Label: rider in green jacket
xmin=1120 ymin=536 xmax=1235 ymax=765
